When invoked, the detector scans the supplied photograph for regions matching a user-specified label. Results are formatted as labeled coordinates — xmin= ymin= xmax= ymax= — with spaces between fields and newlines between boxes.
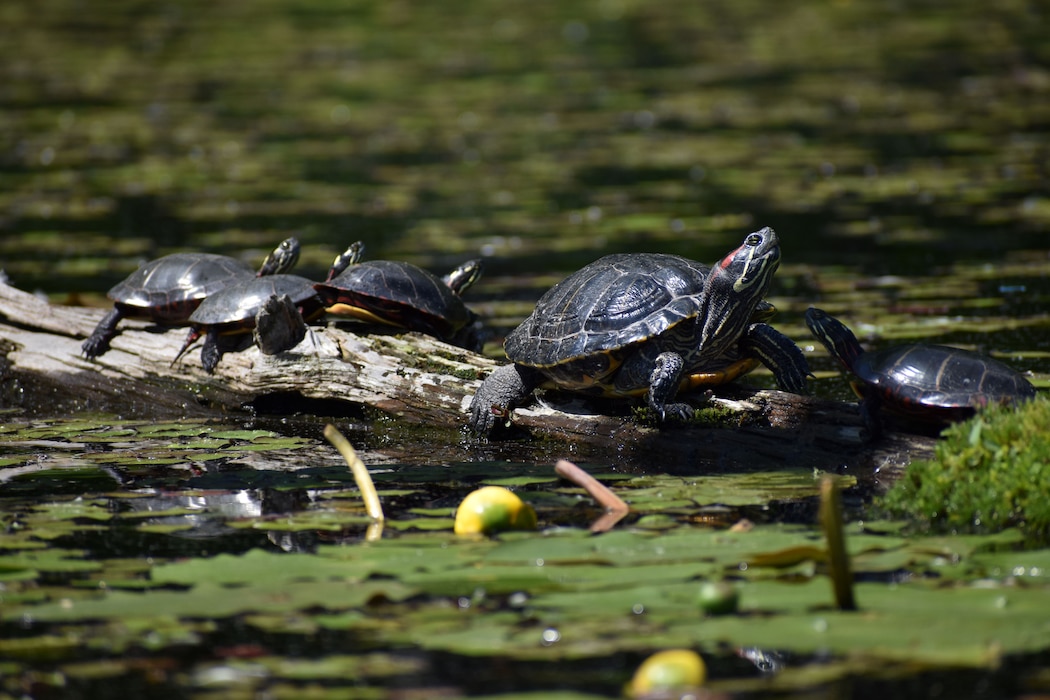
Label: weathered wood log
xmin=0 ymin=281 xmax=934 ymax=477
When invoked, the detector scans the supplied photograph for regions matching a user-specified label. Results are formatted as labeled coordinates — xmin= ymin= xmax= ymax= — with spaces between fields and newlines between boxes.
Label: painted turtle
xmin=81 ymin=238 xmax=300 ymax=358
xmin=805 ymin=306 xmax=1036 ymax=428
xmin=314 ymin=257 xmax=484 ymax=351
xmin=174 ymin=242 xmax=363 ymax=373
xmin=468 ymin=227 xmax=810 ymax=433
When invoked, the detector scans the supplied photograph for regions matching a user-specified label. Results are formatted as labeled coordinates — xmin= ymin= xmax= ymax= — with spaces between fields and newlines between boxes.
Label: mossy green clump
xmin=630 ymin=401 xmax=739 ymax=427
xmin=880 ymin=394 xmax=1050 ymax=541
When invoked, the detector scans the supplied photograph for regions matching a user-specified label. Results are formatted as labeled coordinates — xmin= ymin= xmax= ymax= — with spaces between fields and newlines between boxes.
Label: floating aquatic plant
xmin=880 ymin=395 xmax=1050 ymax=542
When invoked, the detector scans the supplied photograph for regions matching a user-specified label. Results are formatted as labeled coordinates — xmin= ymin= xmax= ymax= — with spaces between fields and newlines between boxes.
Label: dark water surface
xmin=2 ymin=0 xmax=1049 ymax=697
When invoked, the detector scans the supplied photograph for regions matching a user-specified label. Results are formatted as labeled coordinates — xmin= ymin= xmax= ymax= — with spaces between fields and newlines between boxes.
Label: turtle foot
xmin=201 ymin=346 xmax=221 ymax=374
xmin=468 ymin=364 xmax=539 ymax=434
xmin=81 ymin=309 xmax=123 ymax=359
xmin=81 ymin=334 xmax=111 ymax=359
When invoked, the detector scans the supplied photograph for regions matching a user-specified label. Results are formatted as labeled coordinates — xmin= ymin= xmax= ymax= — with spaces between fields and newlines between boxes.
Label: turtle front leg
xmin=742 ymin=322 xmax=811 ymax=394
xmin=468 ymin=364 xmax=542 ymax=434
xmin=82 ymin=308 xmax=125 ymax=359
xmin=200 ymin=328 xmax=226 ymax=374
xmin=201 ymin=330 xmax=253 ymax=373
xmin=647 ymin=351 xmax=696 ymax=422
xmin=857 ymin=388 xmax=884 ymax=440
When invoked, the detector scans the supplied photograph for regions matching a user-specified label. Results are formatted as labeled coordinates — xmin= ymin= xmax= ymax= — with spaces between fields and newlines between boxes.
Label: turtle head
xmin=258 ymin=237 xmax=301 ymax=277
xmin=714 ymin=226 xmax=780 ymax=297
xmin=327 ymin=241 xmax=366 ymax=281
xmin=804 ymin=307 xmax=863 ymax=371
xmin=443 ymin=258 xmax=484 ymax=296
xmin=696 ymin=227 xmax=781 ymax=356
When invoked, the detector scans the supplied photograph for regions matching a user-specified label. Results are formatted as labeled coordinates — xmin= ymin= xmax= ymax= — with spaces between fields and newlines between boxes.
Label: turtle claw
xmin=661 ymin=401 xmax=697 ymax=423
xmin=81 ymin=335 xmax=110 ymax=359
xmin=469 ymin=403 xmax=509 ymax=436
xmin=467 ymin=364 xmax=540 ymax=434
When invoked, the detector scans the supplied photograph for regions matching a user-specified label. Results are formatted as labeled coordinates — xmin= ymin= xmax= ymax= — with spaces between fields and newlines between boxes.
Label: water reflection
xmin=128 ymin=489 xmax=264 ymax=535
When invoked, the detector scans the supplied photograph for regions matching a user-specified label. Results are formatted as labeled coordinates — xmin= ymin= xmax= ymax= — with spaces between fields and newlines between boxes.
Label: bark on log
xmin=0 ymin=281 xmax=934 ymax=479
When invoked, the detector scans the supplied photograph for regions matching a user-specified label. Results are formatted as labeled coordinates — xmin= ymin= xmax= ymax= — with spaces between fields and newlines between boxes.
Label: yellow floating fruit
xmin=454 ymin=486 xmax=537 ymax=536
xmin=627 ymin=649 xmax=706 ymax=697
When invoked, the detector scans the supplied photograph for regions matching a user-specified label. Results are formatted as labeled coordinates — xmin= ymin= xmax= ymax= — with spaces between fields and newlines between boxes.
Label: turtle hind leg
xmin=468 ymin=364 xmax=542 ymax=434
xmin=82 ymin=308 xmax=125 ymax=358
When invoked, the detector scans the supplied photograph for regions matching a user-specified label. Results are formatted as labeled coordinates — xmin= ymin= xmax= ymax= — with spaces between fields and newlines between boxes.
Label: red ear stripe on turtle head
xmin=717 ymin=245 xmax=741 ymax=271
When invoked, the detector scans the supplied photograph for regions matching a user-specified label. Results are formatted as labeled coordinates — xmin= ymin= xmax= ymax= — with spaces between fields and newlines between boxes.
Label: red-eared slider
xmin=468 ymin=227 xmax=810 ymax=433
xmin=314 ymin=257 xmax=484 ymax=351
xmin=81 ymin=238 xmax=300 ymax=358
xmin=805 ymin=306 xmax=1036 ymax=428
xmin=174 ymin=242 xmax=362 ymax=373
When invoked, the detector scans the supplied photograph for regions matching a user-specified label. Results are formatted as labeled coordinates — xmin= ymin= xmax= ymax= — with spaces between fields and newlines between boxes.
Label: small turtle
xmin=468 ymin=227 xmax=810 ymax=433
xmin=805 ymin=306 xmax=1036 ymax=429
xmin=174 ymin=242 xmax=363 ymax=373
xmin=314 ymin=257 xmax=484 ymax=351
xmin=81 ymin=238 xmax=299 ymax=358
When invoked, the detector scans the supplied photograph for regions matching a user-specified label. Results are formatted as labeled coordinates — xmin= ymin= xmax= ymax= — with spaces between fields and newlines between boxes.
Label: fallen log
xmin=0 ymin=281 xmax=934 ymax=478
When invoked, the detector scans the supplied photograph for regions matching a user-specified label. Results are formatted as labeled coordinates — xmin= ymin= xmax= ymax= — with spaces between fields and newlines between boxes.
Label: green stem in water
xmin=820 ymin=475 xmax=857 ymax=611
xmin=324 ymin=423 xmax=384 ymax=524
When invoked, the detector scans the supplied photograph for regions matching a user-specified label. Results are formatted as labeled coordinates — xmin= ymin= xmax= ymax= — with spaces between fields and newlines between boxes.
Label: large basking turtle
xmin=81 ymin=238 xmax=300 ymax=358
xmin=173 ymin=243 xmax=362 ymax=373
xmin=805 ymin=306 xmax=1036 ymax=428
xmin=314 ymin=257 xmax=484 ymax=351
xmin=468 ymin=227 xmax=810 ymax=433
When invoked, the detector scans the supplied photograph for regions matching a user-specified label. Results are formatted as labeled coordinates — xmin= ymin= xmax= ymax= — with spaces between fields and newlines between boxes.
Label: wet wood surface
xmin=0 ymin=281 xmax=934 ymax=478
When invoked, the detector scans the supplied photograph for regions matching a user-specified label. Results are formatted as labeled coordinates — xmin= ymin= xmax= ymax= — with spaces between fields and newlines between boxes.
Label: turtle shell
xmin=316 ymin=260 xmax=472 ymax=340
xmin=852 ymin=344 xmax=1036 ymax=416
xmin=109 ymin=253 xmax=254 ymax=324
xmin=505 ymin=252 xmax=710 ymax=369
xmin=189 ymin=274 xmax=321 ymax=330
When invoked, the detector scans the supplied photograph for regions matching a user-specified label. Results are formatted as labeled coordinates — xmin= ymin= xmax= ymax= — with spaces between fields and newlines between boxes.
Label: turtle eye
xmin=745 ymin=233 xmax=762 ymax=247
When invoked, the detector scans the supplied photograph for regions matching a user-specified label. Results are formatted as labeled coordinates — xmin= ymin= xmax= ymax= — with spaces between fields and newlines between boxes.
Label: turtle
xmin=81 ymin=237 xmax=300 ymax=358
xmin=805 ymin=306 xmax=1036 ymax=429
xmin=174 ymin=242 xmax=363 ymax=373
xmin=468 ymin=227 xmax=811 ymax=433
xmin=314 ymin=257 xmax=485 ymax=351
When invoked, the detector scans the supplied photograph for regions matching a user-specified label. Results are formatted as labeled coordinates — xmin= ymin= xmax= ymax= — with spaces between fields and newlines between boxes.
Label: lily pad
xmin=10 ymin=580 xmax=418 ymax=622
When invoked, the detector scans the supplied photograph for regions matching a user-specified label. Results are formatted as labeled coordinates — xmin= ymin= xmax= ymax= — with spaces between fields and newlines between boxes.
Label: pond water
xmin=1 ymin=0 xmax=1049 ymax=697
